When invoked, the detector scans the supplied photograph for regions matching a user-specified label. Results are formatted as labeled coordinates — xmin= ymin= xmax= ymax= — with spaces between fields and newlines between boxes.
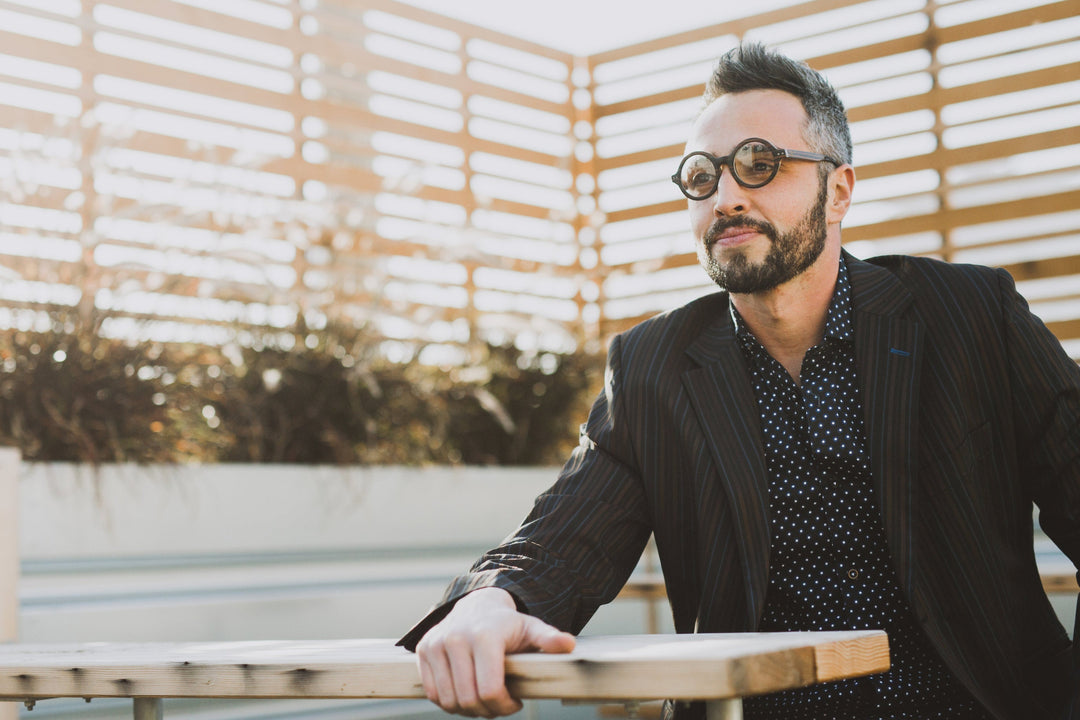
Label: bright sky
xmin=393 ymin=0 xmax=807 ymax=55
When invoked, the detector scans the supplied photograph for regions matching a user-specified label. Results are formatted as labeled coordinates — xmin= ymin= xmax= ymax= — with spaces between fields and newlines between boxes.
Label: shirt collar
xmin=730 ymin=256 xmax=854 ymax=344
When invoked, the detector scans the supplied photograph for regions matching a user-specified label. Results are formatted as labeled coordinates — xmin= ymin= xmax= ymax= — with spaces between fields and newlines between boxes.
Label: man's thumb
xmin=521 ymin=617 xmax=576 ymax=654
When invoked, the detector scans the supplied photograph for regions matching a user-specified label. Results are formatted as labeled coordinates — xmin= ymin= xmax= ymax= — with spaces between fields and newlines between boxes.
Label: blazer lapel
xmin=846 ymin=253 xmax=924 ymax=591
xmin=683 ymin=308 xmax=771 ymax=627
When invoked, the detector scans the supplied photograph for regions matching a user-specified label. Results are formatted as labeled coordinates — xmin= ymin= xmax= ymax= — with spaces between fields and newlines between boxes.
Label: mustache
xmin=703 ymin=216 xmax=777 ymax=248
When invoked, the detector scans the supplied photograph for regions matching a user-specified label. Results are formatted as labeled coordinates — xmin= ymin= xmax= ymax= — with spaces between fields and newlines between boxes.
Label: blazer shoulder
xmin=863 ymin=253 xmax=1006 ymax=296
xmin=855 ymin=253 xmax=1016 ymax=341
xmin=614 ymin=291 xmax=728 ymax=362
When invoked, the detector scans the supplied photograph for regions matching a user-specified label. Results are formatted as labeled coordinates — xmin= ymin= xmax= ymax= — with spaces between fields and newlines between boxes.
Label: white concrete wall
xmin=18 ymin=464 xmax=561 ymax=642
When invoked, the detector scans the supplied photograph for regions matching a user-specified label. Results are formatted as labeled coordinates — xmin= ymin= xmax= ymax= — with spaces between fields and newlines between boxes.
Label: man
xmin=399 ymin=43 xmax=1080 ymax=719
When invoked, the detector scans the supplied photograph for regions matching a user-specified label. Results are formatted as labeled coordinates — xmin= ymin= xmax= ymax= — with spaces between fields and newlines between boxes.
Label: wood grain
xmin=0 ymin=632 xmax=888 ymax=702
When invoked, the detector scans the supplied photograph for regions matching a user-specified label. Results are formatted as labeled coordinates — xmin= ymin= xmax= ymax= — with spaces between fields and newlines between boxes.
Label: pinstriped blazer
xmin=400 ymin=252 xmax=1080 ymax=720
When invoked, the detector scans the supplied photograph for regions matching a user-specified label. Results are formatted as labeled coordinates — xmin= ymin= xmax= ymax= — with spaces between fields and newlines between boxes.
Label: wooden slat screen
xmin=0 ymin=0 xmax=1075 ymax=362
xmin=588 ymin=0 xmax=1080 ymax=360
xmin=0 ymin=0 xmax=584 ymax=364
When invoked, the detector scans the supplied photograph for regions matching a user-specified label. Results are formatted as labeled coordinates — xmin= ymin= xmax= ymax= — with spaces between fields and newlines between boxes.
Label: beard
xmin=698 ymin=179 xmax=829 ymax=294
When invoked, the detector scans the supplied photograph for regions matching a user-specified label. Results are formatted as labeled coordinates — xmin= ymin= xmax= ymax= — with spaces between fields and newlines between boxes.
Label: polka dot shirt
xmin=732 ymin=259 xmax=991 ymax=720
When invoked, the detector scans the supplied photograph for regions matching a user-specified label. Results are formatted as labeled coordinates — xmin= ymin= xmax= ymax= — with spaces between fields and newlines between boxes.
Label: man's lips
xmin=711 ymin=227 xmax=760 ymax=248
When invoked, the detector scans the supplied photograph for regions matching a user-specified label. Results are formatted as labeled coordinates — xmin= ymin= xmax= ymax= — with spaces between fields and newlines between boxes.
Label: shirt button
xmin=846 ymin=568 xmax=860 ymax=580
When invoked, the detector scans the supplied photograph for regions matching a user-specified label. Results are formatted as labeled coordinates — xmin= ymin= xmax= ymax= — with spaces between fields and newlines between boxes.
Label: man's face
xmin=684 ymin=89 xmax=834 ymax=294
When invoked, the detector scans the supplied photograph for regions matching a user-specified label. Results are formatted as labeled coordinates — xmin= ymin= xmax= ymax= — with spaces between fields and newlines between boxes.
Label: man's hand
xmin=415 ymin=587 xmax=576 ymax=717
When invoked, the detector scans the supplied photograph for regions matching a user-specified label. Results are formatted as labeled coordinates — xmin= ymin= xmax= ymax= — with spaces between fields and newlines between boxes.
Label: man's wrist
xmin=457 ymin=586 xmax=517 ymax=611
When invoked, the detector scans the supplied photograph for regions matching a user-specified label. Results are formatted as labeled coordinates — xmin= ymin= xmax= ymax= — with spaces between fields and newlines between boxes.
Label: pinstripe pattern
xmin=400 ymin=252 xmax=1080 ymax=720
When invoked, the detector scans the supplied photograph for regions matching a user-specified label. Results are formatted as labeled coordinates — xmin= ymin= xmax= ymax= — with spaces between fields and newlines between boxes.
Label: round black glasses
xmin=671 ymin=137 xmax=841 ymax=200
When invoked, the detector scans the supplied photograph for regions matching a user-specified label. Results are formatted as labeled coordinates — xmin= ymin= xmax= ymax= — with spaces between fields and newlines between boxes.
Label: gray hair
xmin=703 ymin=43 xmax=853 ymax=167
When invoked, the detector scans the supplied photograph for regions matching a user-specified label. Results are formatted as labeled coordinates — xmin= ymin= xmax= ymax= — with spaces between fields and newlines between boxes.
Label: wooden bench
xmin=0 ymin=631 xmax=889 ymax=720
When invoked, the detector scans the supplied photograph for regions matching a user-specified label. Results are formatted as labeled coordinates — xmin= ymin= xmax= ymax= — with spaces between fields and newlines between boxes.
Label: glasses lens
xmin=679 ymin=154 xmax=718 ymax=198
xmin=733 ymin=141 xmax=778 ymax=186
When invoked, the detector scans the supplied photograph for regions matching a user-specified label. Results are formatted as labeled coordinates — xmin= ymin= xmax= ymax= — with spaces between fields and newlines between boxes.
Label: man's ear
xmin=826 ymin=164 xmax=856 ymax=224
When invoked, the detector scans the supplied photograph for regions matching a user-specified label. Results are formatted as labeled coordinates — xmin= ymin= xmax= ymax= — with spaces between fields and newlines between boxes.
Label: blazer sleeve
xmin=994 ymin=269 xmax=1080 ymax=717
xmin=1005 ymin=268 xmax=1080 ymax=561
xmin=398 ymin=333 xmax=653 ymax=650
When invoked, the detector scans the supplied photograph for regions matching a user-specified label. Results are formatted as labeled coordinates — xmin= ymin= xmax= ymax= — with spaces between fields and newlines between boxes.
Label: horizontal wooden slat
xmin=1047 ymin=318 xmax=1080 ymax=341
xmin=346 ymin=0 xmax=575 ymax=64
xmin=596 ymin=86 xmax=701 ymax=119
xmin=936 ymin=62 xmax=1080 ymax=109
xmin=0 ymin=254 xmax=86 ymax=286
xmin=0 ymin=105 xmax=75 ymax=137
xmin=606 ymin=199 xmax=683 ymax=226
xmin=595 ymin=145 xmax=683 ymax=174
xmin=936 ymin=0 xmax=1077 ymax=47
xmin=857 ymin=126 xmax=1080 ymax=180
xmin=0 ymin=28 xmax=85 ymax=71
xmin=88 ymin=0 xmax=296 ymax=58
xmin=605 ymin=251 xmax=696 ymax=277
xmin=84 ymin=47 xmax=294 ymax=111
xmin=588 ymin=0 xmax=867 ymax=66
xmin=845 ymin=188 xmax=1080 ymax=243
xmin=1003 ymin=255 xmax=1080 ymax=283
xmin=806 ymin=35 xmax=928 ymax=76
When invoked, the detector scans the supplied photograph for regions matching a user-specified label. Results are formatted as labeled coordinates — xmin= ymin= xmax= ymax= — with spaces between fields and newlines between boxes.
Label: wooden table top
xmin=0 ymin=631 xmax=889 ymax=702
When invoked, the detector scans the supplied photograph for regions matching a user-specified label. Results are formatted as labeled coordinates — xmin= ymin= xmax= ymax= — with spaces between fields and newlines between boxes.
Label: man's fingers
xmin=417 ymin=652 xmax=438 ymax=703
xmin=473 ymin=631 xmax=523 ymax=717
xmin=444 ymin=633 xmax=489 ymax=717
xmin=418 ymin=637 xmax=463 ymax=713
xmin=414 ymin=589 xmax=571 ymax=717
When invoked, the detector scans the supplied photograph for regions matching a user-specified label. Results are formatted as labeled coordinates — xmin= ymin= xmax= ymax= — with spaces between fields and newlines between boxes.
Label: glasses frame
xmin=671 ymin=137 xmax=841 ymax=199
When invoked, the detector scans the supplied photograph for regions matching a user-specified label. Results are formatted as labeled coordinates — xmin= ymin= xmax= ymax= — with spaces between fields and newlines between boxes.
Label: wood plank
xmin=86 ymin=0 xmax=296 ymax=58
xmin=355 ymin=0 xmax=575 ymax=64
xmin=0 ymin=633 xmax=889 ymax=702
xmin=605 ymin=253 xmax=697 ymax=277
xmin=1002 ymin=255 xmax=1080 ymax=283
xmin=1041 ymin=573 xmax=1080 ymax=594
xmin=856 ymin=126 xmax=1080 ymax=180
xmin=588 ymin=0 xmax=867 ymax=66
xmin=596 ymin=86 xmax=701 ymax=119
xmin=606 ymin=199 xmax=684 ymax=226
xmin=937 ymin=62 xmax=1080 ymax=109
xmin=806 ymin=35 xmax=927 ymax=76
xmin=595 ymin=145 xmax=683 ymax=174
xmin=1047 ymin=317 xmax=1080 ymax=341
xmin=0 ymin=0 xmax=83 ymax=25
xmin=0 ymin=29 xmax=84 ymax=70
xmin=82 ymin=46 xmax=294 ymax=112
xmin=844 ymin=188 xmax=1080 ymax=243
xmin=936 ymin=1 xmax=1076 ymax=47
xmin=846 ymin=92 xmax=934 ymax=125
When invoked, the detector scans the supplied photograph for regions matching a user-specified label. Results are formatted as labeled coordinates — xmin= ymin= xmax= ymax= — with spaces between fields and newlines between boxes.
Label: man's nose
xmin=711 ymin=168 xmax=749 ymax=216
